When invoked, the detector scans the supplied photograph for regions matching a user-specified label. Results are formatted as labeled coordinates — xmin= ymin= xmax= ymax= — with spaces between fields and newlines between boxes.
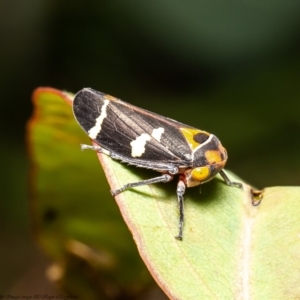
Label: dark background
xmin=1 ymin=0 xmax=300 ymax=295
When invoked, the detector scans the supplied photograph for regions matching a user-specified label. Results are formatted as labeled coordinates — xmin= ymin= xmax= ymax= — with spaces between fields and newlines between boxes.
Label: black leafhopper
xmin=73 ymin=88 xmax=241 ymax=240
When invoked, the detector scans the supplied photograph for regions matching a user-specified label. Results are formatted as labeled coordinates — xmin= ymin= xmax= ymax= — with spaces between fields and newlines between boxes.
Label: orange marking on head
xmin=205 ymin=150 xmax=223 ymax=164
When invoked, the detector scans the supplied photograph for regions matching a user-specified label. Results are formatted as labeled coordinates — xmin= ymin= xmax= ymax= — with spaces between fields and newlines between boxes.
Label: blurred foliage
xmin=27 ymin=88 xmax=156 ymax=299
xmin=1 ymin=0 xmax=300 ymax=296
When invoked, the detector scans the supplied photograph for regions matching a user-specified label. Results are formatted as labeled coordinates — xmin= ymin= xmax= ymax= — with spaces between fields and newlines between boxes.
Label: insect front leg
xmin=175 ymin=178 xmax=186 ymax=241
xmin=111 ymin=174 xmax=173 ymax=196
xmin=219 ymin=170 xmax=242 ymax=189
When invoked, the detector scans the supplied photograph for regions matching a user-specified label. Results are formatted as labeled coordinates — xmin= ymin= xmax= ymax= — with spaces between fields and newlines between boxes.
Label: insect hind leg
xmin=111 ymin=174 xmax=173 ymax=196
xmin=80 ymin=144 xmax=111 ymax=156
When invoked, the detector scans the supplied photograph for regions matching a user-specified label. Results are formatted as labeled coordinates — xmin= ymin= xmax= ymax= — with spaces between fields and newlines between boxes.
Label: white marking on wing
xmin=130 ymin=133 xmax=151 ymax=157
xmin=88 ymin=99 xmax=109 ymax=139
xmin=151 ymin=127 xmax=165 ymax=142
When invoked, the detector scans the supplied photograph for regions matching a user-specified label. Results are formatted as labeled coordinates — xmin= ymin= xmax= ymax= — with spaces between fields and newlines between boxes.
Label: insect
xmin=73 ymin=88 xmax=242 ymax=240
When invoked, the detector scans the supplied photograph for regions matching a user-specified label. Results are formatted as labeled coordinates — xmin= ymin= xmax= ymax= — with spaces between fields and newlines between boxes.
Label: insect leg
xmin=219 ymin=170 xmax=242 ymax=188
xmin=80 ymin=144 xmax=111 ymax=156
xmin=175 ymin=179 xmax=186 ymax=241
xmin=111 ymin=174 xmax=173 ymax=196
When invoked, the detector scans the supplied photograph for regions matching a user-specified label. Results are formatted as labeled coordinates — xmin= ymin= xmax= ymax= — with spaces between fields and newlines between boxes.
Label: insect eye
xmin=193 ymin=132 xmax=209 ymax=144
xmin=191 ymin=166 xmax=210 ymax=181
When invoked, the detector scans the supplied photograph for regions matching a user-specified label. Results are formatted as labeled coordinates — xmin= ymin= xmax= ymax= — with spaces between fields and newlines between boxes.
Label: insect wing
xmin=73 ymin=88 xmax=195 ymax=170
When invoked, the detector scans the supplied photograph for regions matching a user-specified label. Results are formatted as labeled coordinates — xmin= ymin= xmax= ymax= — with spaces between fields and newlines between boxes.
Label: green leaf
xmin=98 ymin=137 xmax=300 ymax=299
xmin=28 ymin=87 xmax=300 ymax=299
xmin=27 ymin=87 xmax=154 ymax=299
